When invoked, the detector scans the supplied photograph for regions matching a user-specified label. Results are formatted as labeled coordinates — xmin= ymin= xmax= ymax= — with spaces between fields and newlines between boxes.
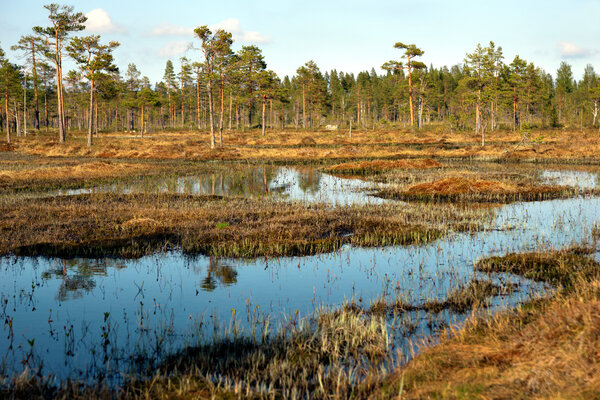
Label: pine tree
xmin=11 ymin=35 xmax=46 ymax=130
xmin=383 ymin=42 xmax=426 ymax=128
xmin=0 ymin=46 xmax=24 ymax=142
xmin=556 ymin=61 xmax=574 ymax=126
xmin=195 ymin=26 xmax=235 ymax=148
xmin=33 ymin=3 xmax=86 ymax=143
xmin=508 ymin=55 xmax=528 ymax=130
xmin=67 ymin=35 xmax=119 ymax=146
xmin=178 ymin=57 xmax=193 ymax=128
xmin=163 ymin=60 xmax=176 ymax=128
xmin=256 ymin=70 xmax=280 ymax=136
xmin=237 ymin=46 xmax=266 ymax=129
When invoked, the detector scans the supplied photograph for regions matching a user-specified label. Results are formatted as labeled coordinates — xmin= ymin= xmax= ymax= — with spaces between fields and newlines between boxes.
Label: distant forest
xmin=2 ymin=4 xmax=600 ymax=147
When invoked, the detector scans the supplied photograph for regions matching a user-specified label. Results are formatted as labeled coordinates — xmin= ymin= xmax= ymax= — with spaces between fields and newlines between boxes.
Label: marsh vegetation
xmin=1 ymin=132 xmax=600 ymax=398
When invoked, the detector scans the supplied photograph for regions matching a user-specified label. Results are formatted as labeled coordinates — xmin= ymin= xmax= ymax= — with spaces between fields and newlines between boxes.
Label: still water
xmin=1 ymin=166 xmax=599 ymax=381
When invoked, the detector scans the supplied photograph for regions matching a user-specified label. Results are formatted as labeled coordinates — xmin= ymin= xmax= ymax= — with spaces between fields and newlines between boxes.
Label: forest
xmin=2 ymin=4 xmax=600 ymax=148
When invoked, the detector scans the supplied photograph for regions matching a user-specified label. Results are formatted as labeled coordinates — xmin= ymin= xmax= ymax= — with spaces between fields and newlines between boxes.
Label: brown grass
xmin=406 ymin=176 xmax=519 ymax=195
xmin=325 ymin=158 xmax=442 ymax=175
xmin=377 ymin=176 xmax=579 ymax=203
xmin=0 ymin=161 xmax=146 ymax=181
xmin=0 ymin=192 xmax=465 ymax=258
xmin=5 ymin=127 xmax=600 ymax=163
xmin=386 ymin=248 xmax=600 ymax=399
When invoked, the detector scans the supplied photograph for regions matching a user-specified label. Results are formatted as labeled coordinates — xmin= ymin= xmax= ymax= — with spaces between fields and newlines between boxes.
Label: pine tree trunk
xmin=407 ymin=62 xmax=414 ymax=127
xmin=261 ymin=96 xmax=266 ymax=136
xmin=219 ymin=80 xmax=224 ymax=147
xmin=269 ymin=99 xmax=273 ymax=130
xmin=88 ymin=79 xmax=94 ymax=147
xmin=43 ymin=80 xmax=48 ymax=132
xmin=302 ymin=83 xmax=306 ymax=128
xmin=31 ymin=43 xmax=40 ymax=131
xmin=196 ymin=69 xmax=201 ymax=130
xmin=207 ymin=78 xmax=215 ymax=149
xmin=5 ymin=92 xmax=10 ymax=143
xmin=95 ymin=99 xmax=99 ymax=137
xmin=228 ymin=91 xmax=233 ymax=130
xmin=141 ymin=105 xmax=145 ymax=138
xmin=55 ymin=37 xmax=66 ymax=143
xmin=14 ymin=101 xmax=20 ymax=137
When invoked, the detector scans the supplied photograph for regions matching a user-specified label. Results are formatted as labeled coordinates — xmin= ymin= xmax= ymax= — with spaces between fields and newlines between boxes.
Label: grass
xmin=324 ymin=158 xmax=443 ymax=175
xmin=475 ymin=247 xmax=599 ymax=290
xmin=0 ymin=191 xmax=495 ymax=258
xmin=376 ymin=175 xmax=582 ymax=203
xmin=386 ymin=247 xmax=600 ymax=399
xmin=0 ymin=154 xmax=243 ymax=194
xmin=2 ymin=127 xmax=600 ymax=398
xmin=2 ymin=305 xmax=394 ymax=399
xmin=345 ymin=279 xmax=512 ymax=316
xmin=5 ymin=127 xmax=600 ymax=164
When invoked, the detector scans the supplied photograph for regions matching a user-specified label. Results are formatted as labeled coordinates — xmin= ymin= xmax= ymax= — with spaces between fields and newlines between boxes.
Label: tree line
xmin=2 ymin=3 xmax=600 ymax=148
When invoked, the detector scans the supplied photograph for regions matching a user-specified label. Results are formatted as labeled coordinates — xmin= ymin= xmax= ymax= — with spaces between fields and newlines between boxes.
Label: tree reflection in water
xmin=296 ymin=167 xmax=322 ymax=194
xmin=200 ymin=257 xmax=238 ymax=292
xmin=41 ymin=259 xmax=125 ymax=301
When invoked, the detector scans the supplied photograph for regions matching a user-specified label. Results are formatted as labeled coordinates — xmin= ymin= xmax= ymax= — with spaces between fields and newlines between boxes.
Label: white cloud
xmin=152 ymin=23 xmax=194 ymax=36
xmin=212 ymin=18 xmax=269 ymax=43
xmin=158 ymin=41 xmax=193 ymax=57
xmin=84 ymin=9 xmax=126 ymax=34
xmin=151 ymin=18 xmax=269 ymax=44
xmin=557 ymin=41 xmax=594 ymax=59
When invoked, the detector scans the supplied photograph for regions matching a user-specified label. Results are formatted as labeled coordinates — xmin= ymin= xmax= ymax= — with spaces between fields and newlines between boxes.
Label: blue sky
xmin=2 ymin=0 xmax=600 ymax=84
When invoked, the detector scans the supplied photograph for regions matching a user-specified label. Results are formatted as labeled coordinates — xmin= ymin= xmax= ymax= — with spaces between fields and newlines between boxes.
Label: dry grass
xmin=476 ymin=247 xmax=599 ymax=290
xmin=5 ymin=127 xmax=600 ymax=163
xmin=377 ymin=176 xmax=580 ymax=203
xmin=0 ymin=161 xmax=146 ymax=181
xmin=383 ymin=248 xmax=600 ymax=399
xmin=0 ymin=192 xmax=488 ymax=258
xmin=325 ymin=159 xmax=442 ymax=175
xmin=407 ymin=176 xmax=519 ymax=195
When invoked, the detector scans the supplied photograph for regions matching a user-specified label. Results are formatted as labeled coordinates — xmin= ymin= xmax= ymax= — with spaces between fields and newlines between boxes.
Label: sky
xmin=2 ymin=0 xmax=600 ymax=84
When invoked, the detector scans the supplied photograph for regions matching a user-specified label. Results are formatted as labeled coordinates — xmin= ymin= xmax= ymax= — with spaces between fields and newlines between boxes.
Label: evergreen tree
xmin=556 ymin=61 xmax=574 ymax=125
xmin=67 ymin=35 xmax=119 ymax=146
xmin=163 ymin=60 xmax=177 ymax=127
xmin=237 ymin=45 xmax=266 ymax=128
xmin=33 ymin=3 xmax=86 ymax=143
xmin=11 ymin=35 xmax=46 ymax=130
xmin=0 ymin=46 xmax=24 ymax=141
xmin=178 ymin=57 xmax=193 ymax=128
xmin=383 ymin=42 xmax=426 ymax=128
xmin=195 ymin=26 xmax=235 ymax=148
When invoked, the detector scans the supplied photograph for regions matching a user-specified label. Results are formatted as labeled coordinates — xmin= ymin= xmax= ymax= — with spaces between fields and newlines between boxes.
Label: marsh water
xmin=54 ymin=165 xmax=388 ymax=205
xmin=1 ymin=164 xmax=600 ymax=381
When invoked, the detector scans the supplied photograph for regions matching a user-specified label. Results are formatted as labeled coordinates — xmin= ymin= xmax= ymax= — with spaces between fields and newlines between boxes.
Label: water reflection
xmin=53 ymin=166 xmax=384 ymax=206
xmin=1 ymin=167 xmax=599 ymax=382
xmin=200 ymin=258 xmax=238 ymax=292
xmin=541 ymin=169 xmax=600 ymax=189
xmin=40 ymin=259 xmax=125 ymax=301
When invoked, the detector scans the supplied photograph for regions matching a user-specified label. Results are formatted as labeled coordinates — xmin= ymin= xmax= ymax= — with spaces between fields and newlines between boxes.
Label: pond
xmin=1 ymin=165 xmax=599 ymax=382
xmin=52 ymin=165 xmax=387 ymax=206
